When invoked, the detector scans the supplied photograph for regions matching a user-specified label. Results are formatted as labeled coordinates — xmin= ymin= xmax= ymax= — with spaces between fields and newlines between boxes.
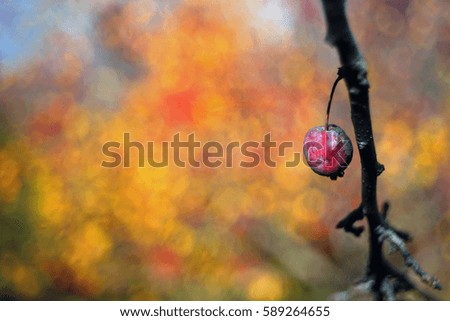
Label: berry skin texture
xmin=303 ymin=124 xmax=353 ymax=180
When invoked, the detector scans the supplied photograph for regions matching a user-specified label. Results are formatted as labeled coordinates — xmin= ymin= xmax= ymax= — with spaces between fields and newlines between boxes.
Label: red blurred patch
xmin=149 ymin=247 xmax=182 ymax=280
xmin=162 ymin=89 xmax=197 ymax=125
xmin=231 ymin=254 xmax=259 ymax=273
xmin=300 ymin=0 xmax=320 ymax=22
xmin=385 ymin=0 xmax=411 ymax=14
xmin=296 ymin=220 xmax=333 ymax=256
xmin=28 ymin=98 xmax=69 ymax=143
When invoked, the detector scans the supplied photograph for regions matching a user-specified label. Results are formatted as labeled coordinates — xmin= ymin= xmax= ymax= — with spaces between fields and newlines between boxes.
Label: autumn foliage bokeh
xmin=0 ymin=0 xmax=448 ymax=300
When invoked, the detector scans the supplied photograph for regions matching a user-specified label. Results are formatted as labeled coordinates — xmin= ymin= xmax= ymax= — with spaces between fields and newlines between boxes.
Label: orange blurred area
xmin=0 ymin=0 xmax=448 ymax=300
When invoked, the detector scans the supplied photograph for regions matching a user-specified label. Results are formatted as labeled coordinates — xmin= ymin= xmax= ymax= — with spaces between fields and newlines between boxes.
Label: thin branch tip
xmin=377 ymin=163 xmax=385 ymax=176
xmin=376 ymin=226 xmax=441 ymax=290
xmin=336 ymin=205 xmax=364 ymax=237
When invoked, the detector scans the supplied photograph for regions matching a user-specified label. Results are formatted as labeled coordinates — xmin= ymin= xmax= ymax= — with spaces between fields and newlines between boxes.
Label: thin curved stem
xmin=325 ymin=70 xmax=344 ymax=130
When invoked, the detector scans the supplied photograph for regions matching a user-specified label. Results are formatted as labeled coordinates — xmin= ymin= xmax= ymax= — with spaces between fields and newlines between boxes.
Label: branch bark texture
xmin=320 ymin=0 xmax=441 ymax=300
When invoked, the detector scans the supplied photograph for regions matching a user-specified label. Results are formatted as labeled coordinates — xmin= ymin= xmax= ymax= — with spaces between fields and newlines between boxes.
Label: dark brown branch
xmin=320 ymin=0 xmax=441 ymax=300
xmin=336 ymin=204 xmax=364 ymax=236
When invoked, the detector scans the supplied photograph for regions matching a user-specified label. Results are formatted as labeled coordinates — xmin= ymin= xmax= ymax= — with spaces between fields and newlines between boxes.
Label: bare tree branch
xmin=320 ymin=0 xmax=441 ymax=300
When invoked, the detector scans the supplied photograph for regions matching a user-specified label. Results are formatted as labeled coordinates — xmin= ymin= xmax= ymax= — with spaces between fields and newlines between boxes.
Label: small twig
xmin=380 ymin=278 xmax=396 ymax=301
xmin=329 ymin=278 xmax=374 ymax=300
xmin=388 ymin=267 xmax=439 ymax=301
xmin=381 ymin=201 xmax=389 ymax=219
xmin=381 ymin=202 xmax=412 ymax=242
xmin=376 ymin=226 xmax=442 ymax=290
xmin=377 ymin=162 xmax=385 ymax=176
xmin=336 ymin=205 xmax=364 ymax=237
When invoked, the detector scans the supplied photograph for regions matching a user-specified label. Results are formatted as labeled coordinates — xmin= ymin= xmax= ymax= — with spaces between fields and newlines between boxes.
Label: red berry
xmin=303 ymin=124 xmax=353 ymax=180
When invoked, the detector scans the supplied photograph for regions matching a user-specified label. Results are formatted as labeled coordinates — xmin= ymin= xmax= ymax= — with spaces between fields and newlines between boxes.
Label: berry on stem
xmin=303 ymin=124 xmax=353 ymax=180
xmin=303 ymin=69 xmax=352 ymax=180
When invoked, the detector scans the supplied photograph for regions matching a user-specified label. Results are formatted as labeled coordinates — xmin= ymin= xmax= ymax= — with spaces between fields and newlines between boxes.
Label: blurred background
xmin=0 ymin=0 xmax=448 ymax=300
